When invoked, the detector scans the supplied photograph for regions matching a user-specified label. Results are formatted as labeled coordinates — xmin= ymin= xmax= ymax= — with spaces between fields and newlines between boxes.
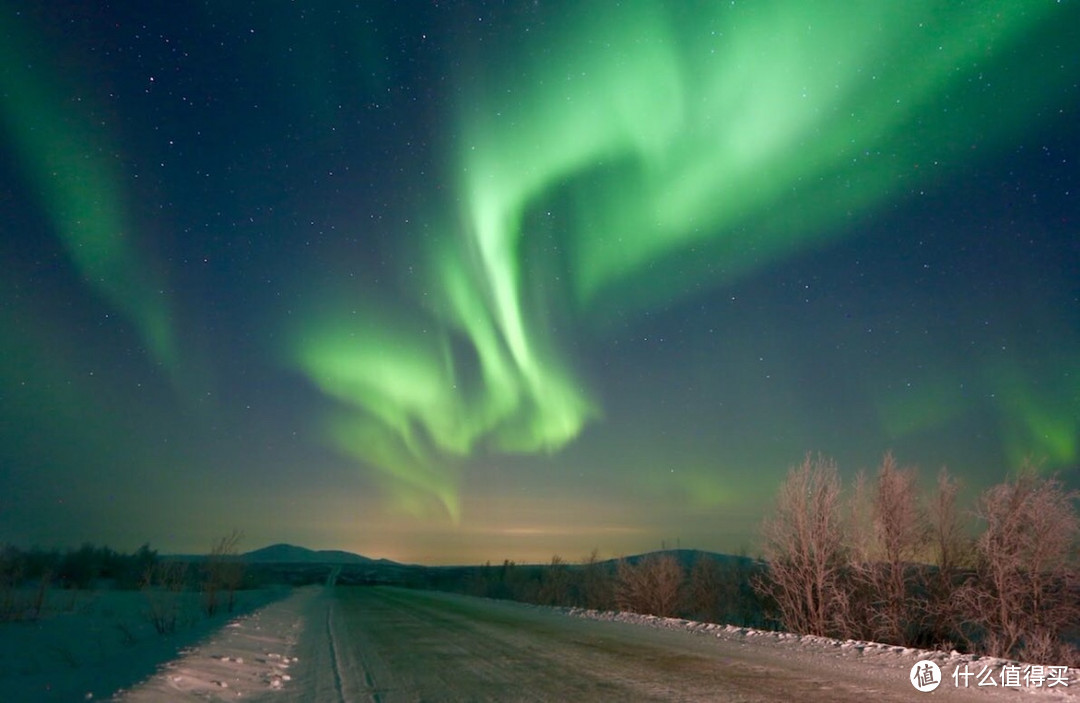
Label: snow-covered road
xmin=117 ymin=586 xmax=1078 ymax=702
xmin=281 ymin=587 xmax=1075 ymax=702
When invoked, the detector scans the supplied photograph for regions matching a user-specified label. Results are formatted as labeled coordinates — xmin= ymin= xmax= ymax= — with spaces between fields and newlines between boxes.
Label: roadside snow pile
xmin=560 ymin=606 xmax=1080 ymax=690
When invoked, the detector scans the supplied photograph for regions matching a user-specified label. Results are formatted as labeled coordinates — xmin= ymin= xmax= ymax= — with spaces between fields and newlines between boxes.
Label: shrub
xmin=615 ymin=553 xmax=684 ymax=617
xmin=755 ymin=452 xmax=1079 ymax=664
xmin=846 ymin=454 xmax=929 ymax=645
xmin=142 ymin=560 xmax=188 ymax=634
xmin=688 ymin=554 xmax=722 ymax=622
xmin=579 ymin=548 xmax=614 ymax=610
xmin=953 ymin=464 xmax=1080 ymax=663
xmin=923 ymin=467 xmax=971 ymax=649
xmin=201 ymin=530 xmax=244 ymax=617
xmin=755 ymin=454 xmax=848 ymax=637
xmin=538 ymin=555 xmax=570 ymax=606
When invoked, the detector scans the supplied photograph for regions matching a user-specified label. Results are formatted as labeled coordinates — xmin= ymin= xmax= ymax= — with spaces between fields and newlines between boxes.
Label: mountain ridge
xmin=241 ymin=543 xmax=392 ymax=565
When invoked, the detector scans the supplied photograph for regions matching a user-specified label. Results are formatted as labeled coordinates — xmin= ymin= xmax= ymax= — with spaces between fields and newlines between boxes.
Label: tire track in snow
xmin=324 ymin=602 xmax=347 ymax=702
xmin=309 ymin=587 xmax=1071 ymax=702
xmin=324 ymin=592 xmax=383 ymax=703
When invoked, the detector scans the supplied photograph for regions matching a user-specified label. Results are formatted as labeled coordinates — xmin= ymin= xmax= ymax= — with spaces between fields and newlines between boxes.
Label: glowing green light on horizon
xmin=294 ymin=1 xmax=1076 ymax=518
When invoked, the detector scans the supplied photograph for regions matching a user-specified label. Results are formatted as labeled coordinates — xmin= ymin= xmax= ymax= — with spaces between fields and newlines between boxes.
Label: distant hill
xmin=242 ymin=543 xmax=390 ymax=565
xmin=619 ymin=549 xmax=761 ymax=570
xmin=426 ymin=549 xmax=759 ymax=570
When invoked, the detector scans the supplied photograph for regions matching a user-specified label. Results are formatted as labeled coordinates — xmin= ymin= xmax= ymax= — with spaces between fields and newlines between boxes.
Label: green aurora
xmin=0 ymin=1 xmax=1076 ymax=561
xmin=291 ymin=1 xmax=1078 ymax=521
xmin=0 ymin=11 xmax=179 ymax=384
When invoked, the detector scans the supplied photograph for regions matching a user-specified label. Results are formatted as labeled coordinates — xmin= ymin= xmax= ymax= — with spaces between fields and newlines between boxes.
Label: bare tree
xmin=689 ymin=555 xmax=721 ymax=622
xmin=580 ymin=548 xmax=613 ymax=610
xmin=850 ymin=453 xmax=928 ymax=645
xmin=538 ymin=555 xmax=571 ymax=606
xmin=924 ymin=467 xmax=970 ymax=648
xmin=652 ymin=554 xmax=685 ymax=617
xmin=954 ymin=464 xmax=1080 ymax=663
xmin=0 ymin=545 xmax=22 ymax=621
xmin=615 ymin=553 xmax=684 ymax=617
xmin=929 ymin=467 xmax=967 ymax=578
xmin=142 ymin=560 xmax=188 ymax=634
xmin=202 ymin=529 xmax=244 ymax=617
xmin=755 ymin=454 xmax=848 ymax=637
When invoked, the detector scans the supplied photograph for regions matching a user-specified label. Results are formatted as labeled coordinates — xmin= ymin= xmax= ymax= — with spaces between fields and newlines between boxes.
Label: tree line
xmin=757 ymin=453 xmax=1079 ymax=665
xmin=410 ymin=548 xmax=770 ymax=629
xmin=0 ymin=542 xmax=158 ymax=592
xmin=0 ymin=530 xmax=247 ymax=627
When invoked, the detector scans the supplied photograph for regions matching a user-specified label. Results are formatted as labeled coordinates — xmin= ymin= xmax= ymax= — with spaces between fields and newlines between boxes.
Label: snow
xmin=559 ymin=605 xmax=1080 ymax=696
xmin=117 ymin=588 xmax=312 ymax=701
xmin=0 ymin=584 xmax=291 ymax=701
xmin=2 ymin=584 xmax=1077 ymax=701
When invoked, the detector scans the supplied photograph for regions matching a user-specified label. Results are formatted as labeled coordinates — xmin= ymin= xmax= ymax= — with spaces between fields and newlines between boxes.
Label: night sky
xmin=1 ymin=1 xmax=1078 ymax=565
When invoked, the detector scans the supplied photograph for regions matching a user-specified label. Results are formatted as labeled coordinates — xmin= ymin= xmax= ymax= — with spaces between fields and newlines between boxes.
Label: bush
xmin=142 ymin=560 xmax=188 ymax=634
xmin=615 ymin=553 xmax=684 ymax=617
xmin=688 ymin=555 xmax=722 ymax=622
xmin=756 ymin=452 xmax=1079 ymax=664
xmin=923 ymin=467 xmax=971 ymax=649
xmin=579 ymin=549 xmax=614 ymax=610
xmin=846 ymin=454 xmax=930 ymax=645
xmin=538 ymin=555 xmax=570 ymax=606
xmin=953 ymin=464 xmax=1080 ymax=663
xmin=754 ymin=454 xmax=848 ymax=637
xmin=201 ymin=530 xmax=244 ymax=617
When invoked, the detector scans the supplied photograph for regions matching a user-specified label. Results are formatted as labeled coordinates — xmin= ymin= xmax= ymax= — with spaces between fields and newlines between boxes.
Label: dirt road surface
xmin=280 ymin=587 xmax=1073 ymax=702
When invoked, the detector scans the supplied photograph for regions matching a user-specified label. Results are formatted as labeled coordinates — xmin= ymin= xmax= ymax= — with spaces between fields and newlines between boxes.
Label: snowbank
xmin=560 ymin=605 xmax=1080 ymax=693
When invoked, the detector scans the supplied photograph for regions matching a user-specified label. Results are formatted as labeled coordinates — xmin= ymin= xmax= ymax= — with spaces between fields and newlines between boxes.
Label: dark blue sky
xmin=1 ymin=1 xmax=1077 ymax=563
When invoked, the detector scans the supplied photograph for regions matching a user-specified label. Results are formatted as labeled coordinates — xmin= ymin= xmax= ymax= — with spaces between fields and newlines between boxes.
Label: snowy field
xmin=0 ymin=584 xmax=291 ymax=701
xmin=2 ymin=584 xmax=1078 ymax=701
